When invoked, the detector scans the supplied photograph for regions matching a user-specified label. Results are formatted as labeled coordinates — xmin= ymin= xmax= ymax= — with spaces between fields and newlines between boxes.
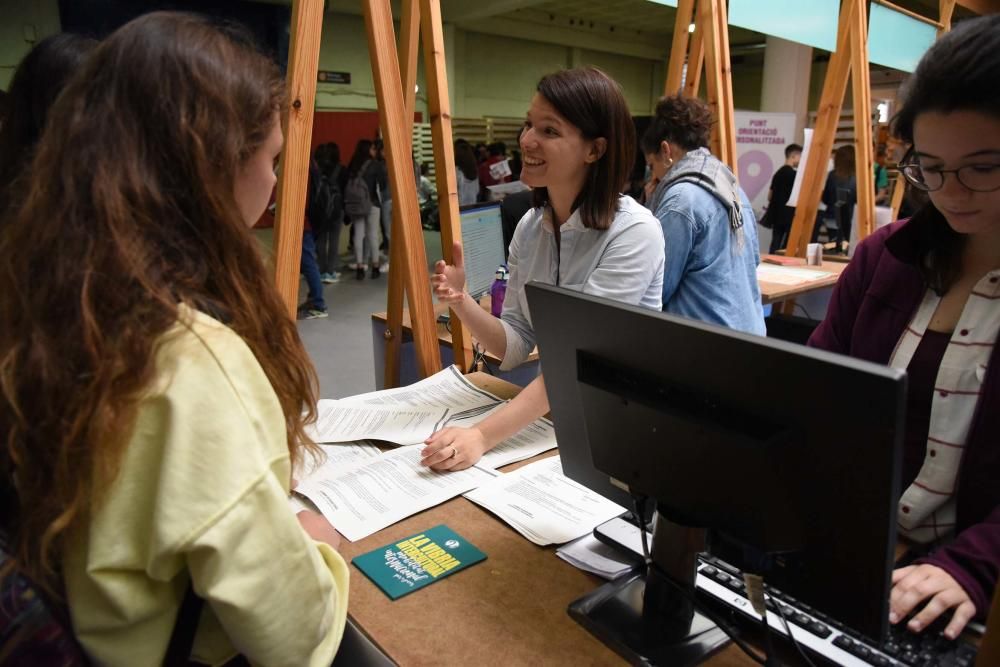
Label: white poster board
xmin=735 ymin=111 xmax=798 ymax=214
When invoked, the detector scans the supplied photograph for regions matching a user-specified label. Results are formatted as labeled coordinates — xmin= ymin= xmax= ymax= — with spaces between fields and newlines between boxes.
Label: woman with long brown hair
xmin=0 ymin=12 xmax=347 ymax=665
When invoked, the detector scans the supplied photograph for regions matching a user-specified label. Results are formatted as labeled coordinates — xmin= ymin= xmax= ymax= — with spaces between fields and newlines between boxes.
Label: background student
xmin=423 ymin=67 xmax=664 ymax=471
xmin=345 ymin=138 xmax=387 ymax=280
xmin=641 ymin=94 xmax=766 ymax=335
xmin=0 ymin=33 xmax=95 ymax=219
xmin=822 ymin=145 xmax=858 ymax=254
xmin=809 ymin=15 xmax=1000 ymax=640
xmin=764 ymin=142 xmax=802 ymax=253
xmin=0 ymin=13 xmax=347 ymax=664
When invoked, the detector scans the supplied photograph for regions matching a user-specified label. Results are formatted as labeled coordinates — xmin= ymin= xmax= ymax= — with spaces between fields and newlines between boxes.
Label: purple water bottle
xmin=490 ymin=265 xmax=509 ymax=317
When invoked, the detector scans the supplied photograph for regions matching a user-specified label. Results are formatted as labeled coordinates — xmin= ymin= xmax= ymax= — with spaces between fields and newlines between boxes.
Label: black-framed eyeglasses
xmin=899 ymin=148 xmax=1000 ymax=193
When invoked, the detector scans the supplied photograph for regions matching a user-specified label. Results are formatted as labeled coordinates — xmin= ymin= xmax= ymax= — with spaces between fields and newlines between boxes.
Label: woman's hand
xmin=420 ymin=426 xmax=489 ymax=471
xmin=431 ymin=242 xmax=467 ymax=306
xmin=890 ymin=564 xmax=976 ymax=639
xmin=297 ymin=510 xmax=342 ymax=550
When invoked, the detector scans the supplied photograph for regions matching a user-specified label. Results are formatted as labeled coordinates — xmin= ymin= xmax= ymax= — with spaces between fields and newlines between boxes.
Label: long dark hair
xmin=891 ymin=15 xmax=1000 ymax=294
xmin=454 ymin=140 xmax=478 ymax=180
xmin=0 ymin=33 xmax=97 ymax=217
xmin=832 ymin=145 xmax=855 ymax=180
xmin=531 ymin=67 xmax=635 ymax=230
xmin=0 ymin=12 xmax=318 ymax=592
xmin=348 ymin=139 xmax=373 ymax=177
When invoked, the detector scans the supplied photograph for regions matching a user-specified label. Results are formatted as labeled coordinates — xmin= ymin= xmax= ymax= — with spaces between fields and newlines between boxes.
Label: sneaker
xmin=356 ymin=267 xmax=366 ymax=280
xmin=321 ymin=272 xmax=340 ymax=284
xmin=297 ymin=305 xmax=329 ymax=320
xmin=371 ymin=266 xmax=381 ymax=279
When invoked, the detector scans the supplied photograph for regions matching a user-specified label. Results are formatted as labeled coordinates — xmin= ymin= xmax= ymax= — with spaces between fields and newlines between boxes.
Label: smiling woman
xmin=808 ymin=14 xmax=1000 ymax=641
xmin=424 ymin=67 xmax=665 ymax=472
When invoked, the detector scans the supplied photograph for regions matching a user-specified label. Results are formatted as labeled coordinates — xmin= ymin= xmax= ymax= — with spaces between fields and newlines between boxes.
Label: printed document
xmin=296 ymin=446 xmax=498 ymax=541
xmin=464 ymin=456 xmax=626 ymax=546
xmin=289 ymin=441 xmax=383 ymax=514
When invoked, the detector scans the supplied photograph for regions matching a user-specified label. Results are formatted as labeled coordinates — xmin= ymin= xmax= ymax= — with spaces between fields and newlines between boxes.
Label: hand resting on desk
xmin=890 ymin=563 xmax=975 ymax=640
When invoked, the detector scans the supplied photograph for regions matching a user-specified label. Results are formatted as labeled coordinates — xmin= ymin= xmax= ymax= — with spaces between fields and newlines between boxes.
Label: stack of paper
xmin=464 ymin=457 xmax=626 ymax=546
xmin=556 ymin=534 xmax=639 ymax=580
xmin=305 ymin=366 xmax=504 ymax=446
xmin=294 ymin=367 xmax=561 ymax=540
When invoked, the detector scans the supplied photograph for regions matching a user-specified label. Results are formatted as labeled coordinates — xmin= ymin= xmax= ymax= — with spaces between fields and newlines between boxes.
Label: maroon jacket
xmin=808 ymin=217 xmax=1000 ymax=619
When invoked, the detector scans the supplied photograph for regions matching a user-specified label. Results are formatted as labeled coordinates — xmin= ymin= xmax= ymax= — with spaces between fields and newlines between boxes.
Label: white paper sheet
xmin=464 ymin=457 xmax=626 ymax=546
xmin=306 ymin=402 xmax=451 ymax=445
xmin=341 ymin=366 xmax=502 ymax=410
xmin=478 ymin=418 xmax=558 ymax=470
xmin=556 ymin=534 xmax=639 ymax=580
xmin=296 ymin=446 xmax=498 ymax=541
xmin=486 ymin=180 xmax=531 ymax=198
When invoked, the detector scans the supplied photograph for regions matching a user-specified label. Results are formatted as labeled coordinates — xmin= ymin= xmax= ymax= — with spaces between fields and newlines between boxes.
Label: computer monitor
xmin=526 ymin=282 xmax=905 ymax=647
xmin=459 ymin=202 xmax=505 ymax=300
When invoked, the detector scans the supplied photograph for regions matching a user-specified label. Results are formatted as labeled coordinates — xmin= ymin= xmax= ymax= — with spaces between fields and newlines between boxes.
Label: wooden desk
xmin=339 ymin=373 xmax=751 ymax=666
xmin=757 ymin=260 xmax=847 ymax=305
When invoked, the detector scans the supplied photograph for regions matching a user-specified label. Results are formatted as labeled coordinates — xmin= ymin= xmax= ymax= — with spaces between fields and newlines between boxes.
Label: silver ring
xmin=450 ymin=446 xmax=458 ymax=459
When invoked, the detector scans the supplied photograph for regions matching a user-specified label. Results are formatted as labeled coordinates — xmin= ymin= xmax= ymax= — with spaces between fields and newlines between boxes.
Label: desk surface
xmin=340 ymin=373 xmax=751 ymax=666
xmin=758 ymin=260 xmax=847 ymax=305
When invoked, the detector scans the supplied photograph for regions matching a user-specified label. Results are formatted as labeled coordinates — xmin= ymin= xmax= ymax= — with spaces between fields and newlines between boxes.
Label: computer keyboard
xmin=695 ymin=555 xmax=979 ymax=667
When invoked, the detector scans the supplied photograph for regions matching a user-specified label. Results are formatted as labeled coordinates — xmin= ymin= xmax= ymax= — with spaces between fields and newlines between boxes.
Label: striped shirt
xmin=889 ymin=270 xmax=1000 ymax=543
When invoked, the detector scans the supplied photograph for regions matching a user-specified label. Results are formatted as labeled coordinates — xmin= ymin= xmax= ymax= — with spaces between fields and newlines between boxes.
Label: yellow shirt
xmin=62 ymin=306 xmax=349 ymax=666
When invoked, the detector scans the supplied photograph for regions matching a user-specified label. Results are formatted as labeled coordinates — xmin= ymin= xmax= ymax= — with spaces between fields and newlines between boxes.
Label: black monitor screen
xmin=527 ymin=282 xmax=905 ymax=642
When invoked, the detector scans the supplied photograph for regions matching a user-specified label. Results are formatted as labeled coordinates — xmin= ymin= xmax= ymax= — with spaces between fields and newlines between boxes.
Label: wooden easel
xmin=782 ymin=0 xmax=874 ymax=263
xmin=381 ymin=0 xmax=473 ymax=387
xmin=272 ymin=0 xmax=464 ymax=387
xmin=664 ymin=0 xmax=736 ymax=172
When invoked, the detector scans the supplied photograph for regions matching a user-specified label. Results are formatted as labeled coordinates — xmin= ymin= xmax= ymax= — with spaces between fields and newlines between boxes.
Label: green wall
xmin=0 ymin=0 xmax=61 ymax=90
xmin=2 ymin=5 xmax=775 ymax=120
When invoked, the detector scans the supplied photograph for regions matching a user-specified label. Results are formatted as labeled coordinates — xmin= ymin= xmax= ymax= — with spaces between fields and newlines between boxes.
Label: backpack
xmin=344 ymin=161 xmax=373 ymax=219
xmin=310 ymin=164 xmax=343 ymax=227
xmin=1 ymin=537 xmax=202 ymax=666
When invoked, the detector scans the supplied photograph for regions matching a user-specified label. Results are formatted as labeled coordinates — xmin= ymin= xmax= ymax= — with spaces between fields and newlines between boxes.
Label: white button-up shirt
xmin=499 ymin=195 xmax=665 ymax=371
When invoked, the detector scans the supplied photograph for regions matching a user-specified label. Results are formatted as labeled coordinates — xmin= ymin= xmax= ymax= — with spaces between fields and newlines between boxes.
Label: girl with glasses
xmin=809 ymin=15 xmax=1000 ymax=640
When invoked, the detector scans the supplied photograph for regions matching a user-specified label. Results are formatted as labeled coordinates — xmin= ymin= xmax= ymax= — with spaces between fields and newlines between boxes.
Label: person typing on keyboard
xmin=808 ymin=15 xmax=1000 ymax=642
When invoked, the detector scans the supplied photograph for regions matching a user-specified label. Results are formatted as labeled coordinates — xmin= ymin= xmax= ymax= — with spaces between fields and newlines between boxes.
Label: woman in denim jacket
xmin=642 ymin=95 xmax=766 ymax=336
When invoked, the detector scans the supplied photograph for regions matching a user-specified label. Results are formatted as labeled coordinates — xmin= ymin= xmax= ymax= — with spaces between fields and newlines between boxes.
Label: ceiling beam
xmin=456 ymin=10 xmax=670 ymax=61
xmin=440 ymin=0 xmax=544 ymax=23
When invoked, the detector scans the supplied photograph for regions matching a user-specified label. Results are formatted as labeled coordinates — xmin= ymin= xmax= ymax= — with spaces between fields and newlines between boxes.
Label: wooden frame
xmin=419 ymin=0 xmax=474 ymax=376
xmin=663 ymin=0 xmax=736 ymax=172
xmin=363 ymin=0 xmax=443 ymax=380
xmin=272 ymin=0 xmax=325 ymax=319
xmin=783 ymin=0 xmax=859 ymax=260
xmin=664 ymin=0 xmax=695 ymax=96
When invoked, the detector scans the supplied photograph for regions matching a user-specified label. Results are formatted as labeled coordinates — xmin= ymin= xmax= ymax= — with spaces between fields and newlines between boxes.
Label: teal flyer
xmin=352 ymin=524 xmax=486 ymax=600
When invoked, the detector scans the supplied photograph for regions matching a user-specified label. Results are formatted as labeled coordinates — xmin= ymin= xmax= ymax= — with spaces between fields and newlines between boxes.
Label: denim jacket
xmin=647 ymin=150 xmax=766 ymax=336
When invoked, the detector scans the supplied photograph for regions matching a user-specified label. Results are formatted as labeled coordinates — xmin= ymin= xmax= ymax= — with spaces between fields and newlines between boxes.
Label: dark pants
xmin=314 ymin=217 xmax=344 ymax=275
xmin=300 ymin=230 xmax=326 ymax=310
xmin=769 ymin=224 xmax=789 ymax=254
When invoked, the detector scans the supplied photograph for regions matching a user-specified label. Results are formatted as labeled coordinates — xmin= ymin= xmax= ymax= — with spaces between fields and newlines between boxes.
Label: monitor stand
xmin=568 ymin=516 xmax=730 ymax=666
